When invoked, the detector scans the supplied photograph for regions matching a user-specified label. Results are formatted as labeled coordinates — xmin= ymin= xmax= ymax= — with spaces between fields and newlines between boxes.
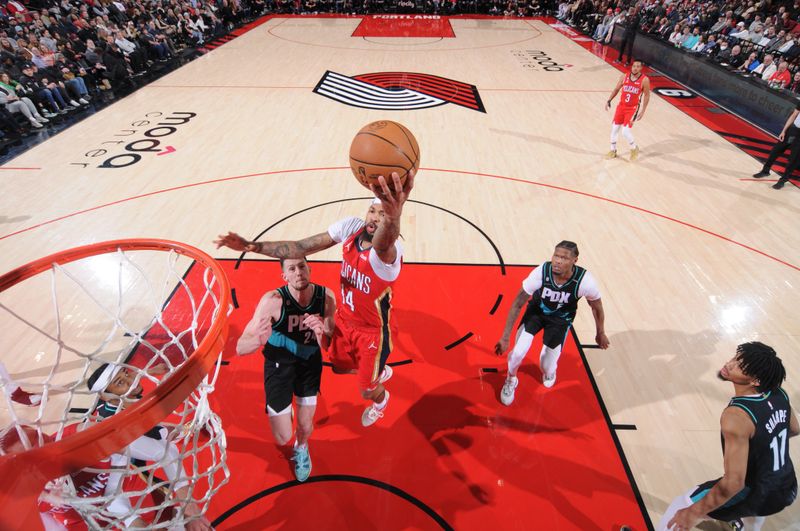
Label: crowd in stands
xmin=558 ymin=0 xmax=800 ymax=94
xmin=2 ymin=0 xmax=797 ymax=153
xmin=0 ymin=0 xmax=267 ymax=149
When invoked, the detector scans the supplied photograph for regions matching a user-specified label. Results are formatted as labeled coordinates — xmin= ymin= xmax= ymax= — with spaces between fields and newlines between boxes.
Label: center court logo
xmin=313 ymin=71 xmax=486 ymax=112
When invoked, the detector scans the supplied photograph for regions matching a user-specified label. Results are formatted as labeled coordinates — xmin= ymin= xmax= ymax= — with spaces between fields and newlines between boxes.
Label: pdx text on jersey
xmin=541 ymin=287 xmax=571 ymax=307
xmin=341 ymin=261 xmax=372 ymax=294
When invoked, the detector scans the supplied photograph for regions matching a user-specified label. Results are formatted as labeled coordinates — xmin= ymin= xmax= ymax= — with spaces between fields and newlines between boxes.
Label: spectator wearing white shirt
xmin=754 ymin=54 xmax=777 ymax=80
xmin=759 ymin=26 xmax=777 ymax=47
xmin=668 ymin=24 xmax=683 ymax=46
xmin=778 ymin=35 xmax=797 ymax=54
xmin=109 ymin=33 xmax=147 ymax=73
xmin=729 ymin=21 xmax=750 ymax=40
xmin=691 ymin=34 xmax=707 ymax=52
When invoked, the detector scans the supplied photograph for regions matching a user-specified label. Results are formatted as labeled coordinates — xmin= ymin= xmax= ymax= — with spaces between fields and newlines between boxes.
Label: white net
xmin=0 ymin=243 xmax=230 ymax=530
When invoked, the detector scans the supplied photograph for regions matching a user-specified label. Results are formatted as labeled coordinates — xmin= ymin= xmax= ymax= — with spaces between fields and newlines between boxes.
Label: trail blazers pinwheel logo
xmin=313 ymin=71 xmax=486 ymax=113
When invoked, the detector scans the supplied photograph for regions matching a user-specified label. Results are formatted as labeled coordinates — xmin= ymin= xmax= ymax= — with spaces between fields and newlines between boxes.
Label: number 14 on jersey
xmin=342 ymin=287 xmax=355 ymax=312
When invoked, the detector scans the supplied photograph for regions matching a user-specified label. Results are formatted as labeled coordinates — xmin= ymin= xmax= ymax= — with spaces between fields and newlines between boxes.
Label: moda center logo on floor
xmin=70 ymin=111 xmax=197 ymax=169
xmin=314 ymin=71 xmax=486 ymax=112
xmin=511 ymin=50 xmax=572 ymax=72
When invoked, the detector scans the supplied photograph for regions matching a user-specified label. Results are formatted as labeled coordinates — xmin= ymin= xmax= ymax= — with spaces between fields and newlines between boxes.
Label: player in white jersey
xmin=495 ymin=241 xmax=609 ymax=404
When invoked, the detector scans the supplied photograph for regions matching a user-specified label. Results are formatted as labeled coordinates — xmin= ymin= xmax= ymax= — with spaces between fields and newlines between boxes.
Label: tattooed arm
xmin=214 ymin=231 xmax=336 ymax=258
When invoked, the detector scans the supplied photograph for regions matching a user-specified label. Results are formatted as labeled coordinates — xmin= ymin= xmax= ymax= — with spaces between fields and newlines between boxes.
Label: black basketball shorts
xmin=263 ymin=354 xmax=322 ymax=416
xmin=520 ymin=309 xmax=571 ymax=350
xmin=691 ymin=477 xmax=798 ymax=521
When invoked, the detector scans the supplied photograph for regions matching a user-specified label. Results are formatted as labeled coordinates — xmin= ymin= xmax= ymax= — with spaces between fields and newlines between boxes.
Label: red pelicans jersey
xmin=37 ymin=424 xmax=131 ymax=529
xmin=328 ymin=216 xmax=402 ymax=329
xmin=618 ymin=72 xmax=646 ymax=108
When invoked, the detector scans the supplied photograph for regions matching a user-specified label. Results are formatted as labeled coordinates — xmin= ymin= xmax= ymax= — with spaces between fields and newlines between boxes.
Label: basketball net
xmin=0 ymin=240 xmax=231 ymax=530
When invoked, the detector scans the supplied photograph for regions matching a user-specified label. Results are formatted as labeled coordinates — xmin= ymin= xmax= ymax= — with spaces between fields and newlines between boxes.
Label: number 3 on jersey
xmin=342 ymin=287 xmax=355 ymax=312
xmin=624 ymin=93 xmax=631 ymax=103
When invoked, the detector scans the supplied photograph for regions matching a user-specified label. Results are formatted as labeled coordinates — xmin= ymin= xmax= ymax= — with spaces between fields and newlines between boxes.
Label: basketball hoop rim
xmin=0 ymin=239 xmax=231 ymax=516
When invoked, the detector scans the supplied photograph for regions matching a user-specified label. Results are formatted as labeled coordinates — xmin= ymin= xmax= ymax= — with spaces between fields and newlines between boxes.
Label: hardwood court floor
xmin=1 ymin=15 xmax=799 ymax=530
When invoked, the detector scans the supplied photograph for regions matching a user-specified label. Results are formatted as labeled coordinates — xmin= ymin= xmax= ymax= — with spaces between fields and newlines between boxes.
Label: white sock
xmin=610 ymin=123 xmax=621 ymax=151
xmin=295 ymin=440 xmax=307 ymax=450
xmin=622 ymin=126 xmax=636 ymax=148
xmin=375 ymin=390 xmax=389 ymax=410
xmin=540 ymin=344 xmax=563 ymax=378
xmin=508 ymin=328 xmax=534 ymax=376
xmin=742 ymin=516 xmax=766 ymax=531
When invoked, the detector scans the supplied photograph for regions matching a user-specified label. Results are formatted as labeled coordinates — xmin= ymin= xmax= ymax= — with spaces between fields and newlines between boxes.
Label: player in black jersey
xmin=494 ymin=241 xmax=609 ymax=404
xmin=84 ymin=362 xmax=213 ymax=530
xmin=660 ymin=342 xmax=799 ymax=531
xmin=237 ymin=257 xmax=335 ymax=482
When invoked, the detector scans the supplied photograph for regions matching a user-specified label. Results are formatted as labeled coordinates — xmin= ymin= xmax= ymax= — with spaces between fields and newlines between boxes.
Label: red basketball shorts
xmin=328 ymin=320 xmax=394 ymax=392
xmin=613 ymin=105 xmax=638 ymax=127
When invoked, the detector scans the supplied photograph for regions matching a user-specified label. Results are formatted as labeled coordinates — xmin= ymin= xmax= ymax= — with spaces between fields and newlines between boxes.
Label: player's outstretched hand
xmin=370 ymin=170 xmax=415 ymax=218
xmin=494 ymin=337 xmax=509 ymax=356
xmin=214 ymin=231 xmax=258 ymax=252
xmin=596 ymin=332 xmax=610 ymax=349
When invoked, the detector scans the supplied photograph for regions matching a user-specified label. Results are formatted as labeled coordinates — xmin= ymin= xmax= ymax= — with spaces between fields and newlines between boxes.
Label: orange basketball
xmin=349 ymin=120 xmax=420 ymax=190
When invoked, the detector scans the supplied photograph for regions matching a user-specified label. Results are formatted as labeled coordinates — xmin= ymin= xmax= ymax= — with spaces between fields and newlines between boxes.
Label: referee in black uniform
xmin=753 ymin=102 xmax=800 ymax=189
xmin=616 ymin=6 xmax=641 ymax=65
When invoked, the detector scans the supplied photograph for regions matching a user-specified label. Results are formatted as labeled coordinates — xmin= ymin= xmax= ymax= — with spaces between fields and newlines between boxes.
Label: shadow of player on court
xmin=397 ymin=308 xmax=644 ymax=530
xmin=406 ymin=386 xmax=641 ymax=530
xmin=490 ymin=127 xmax=604 ymax=157
xmin=597 ymin=327 xmax=723 ymax=419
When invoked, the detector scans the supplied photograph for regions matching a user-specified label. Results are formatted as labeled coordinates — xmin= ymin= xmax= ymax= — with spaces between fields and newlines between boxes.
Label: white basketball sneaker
xmin=543 ymin=372 xmax=557 ymax=388
xmin=500 ymin=375 xmax=518 ymax=406
xmin=362 ymin=391 xmax=389 ymax=427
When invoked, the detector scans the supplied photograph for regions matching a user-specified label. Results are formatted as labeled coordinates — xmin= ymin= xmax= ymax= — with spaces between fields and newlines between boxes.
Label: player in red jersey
xmin=1 ymin=423 xmax=148 ymax=531
xmin=605 ymin=59 xmax=650 ymax=161
xmin=215 ymin=171 xmax=414 ymax=427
